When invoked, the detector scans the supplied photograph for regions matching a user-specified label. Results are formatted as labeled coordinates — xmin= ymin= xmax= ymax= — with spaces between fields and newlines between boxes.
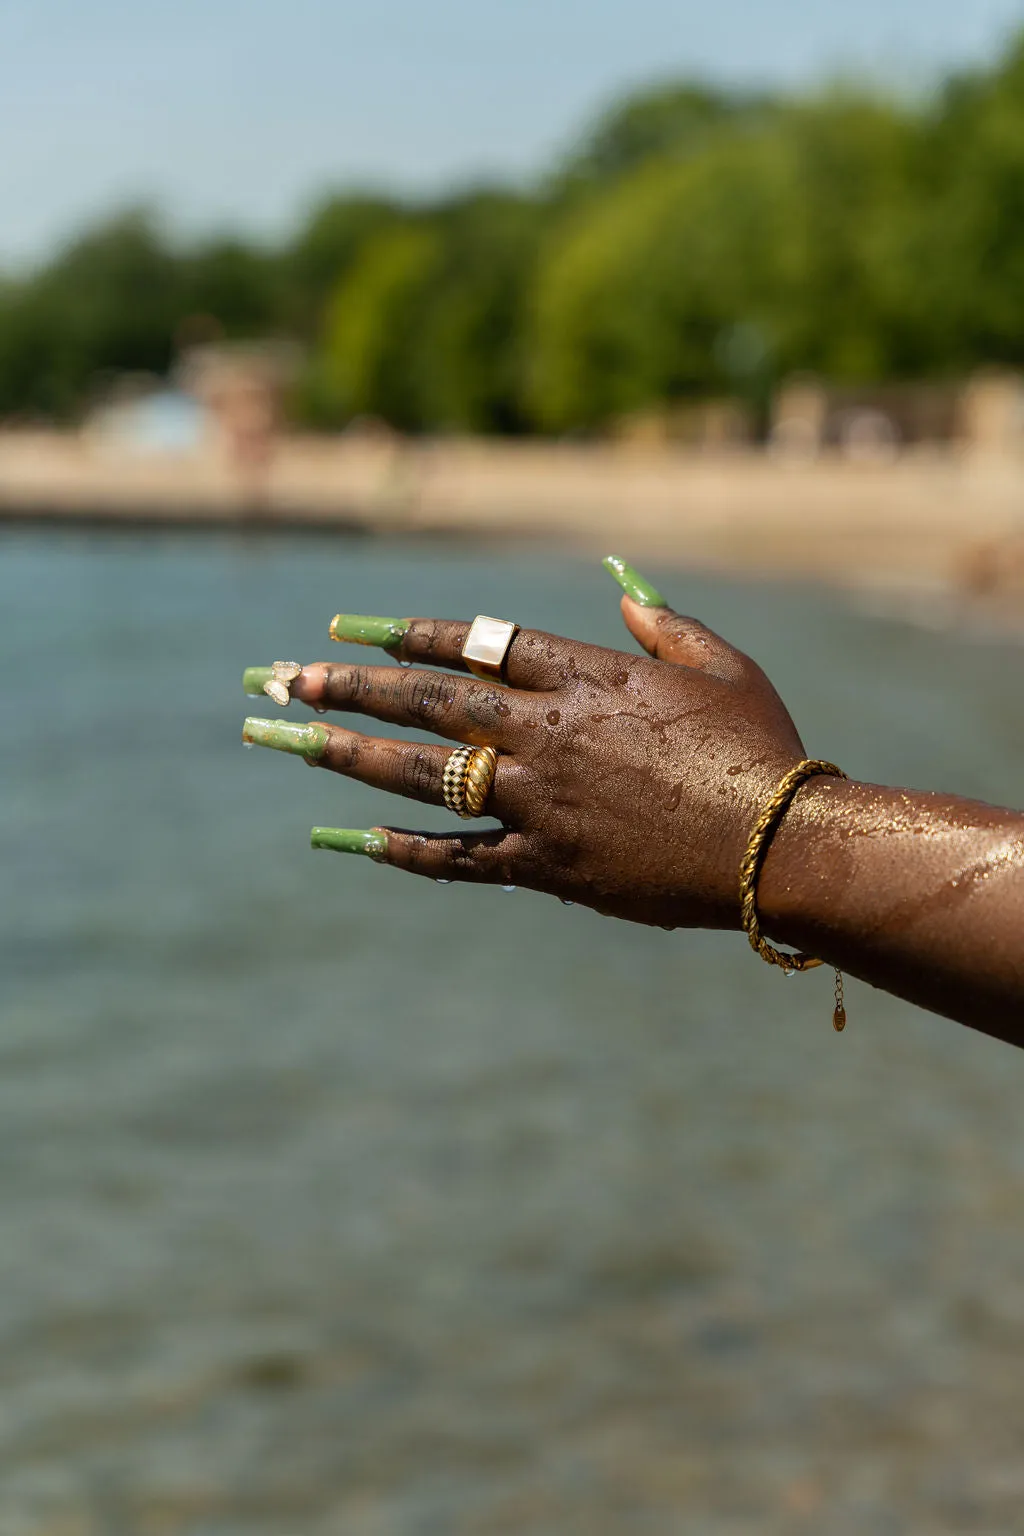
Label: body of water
xmin=3 ymin=529 xmax=1024 ymax=1534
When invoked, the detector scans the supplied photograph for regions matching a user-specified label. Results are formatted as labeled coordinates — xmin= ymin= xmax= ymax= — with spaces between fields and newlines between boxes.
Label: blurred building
xmin=771 ymin=371 xmax=1024 ymax=461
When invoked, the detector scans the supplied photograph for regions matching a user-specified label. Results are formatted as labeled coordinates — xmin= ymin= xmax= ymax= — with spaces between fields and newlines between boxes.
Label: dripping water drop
xmin=397 ymin=659 xmax=412 ymax=668
xmin=501 ymin=884 xmax=517 ymax=893
xmin=560 ymin=899 xmax=575 ymax=906
xmin=242 ymin=740 xmax=255 ymax=749
xmin=435 ymin=878 xmax=453 ymax=885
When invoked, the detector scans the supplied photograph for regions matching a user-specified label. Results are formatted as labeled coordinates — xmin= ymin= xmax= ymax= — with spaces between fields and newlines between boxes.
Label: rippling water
xmin=3 ymin=528 xmax=1024 ymax=1534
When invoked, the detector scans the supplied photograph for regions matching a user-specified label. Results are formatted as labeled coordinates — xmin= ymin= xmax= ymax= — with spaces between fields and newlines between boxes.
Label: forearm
xmin=758 ymin=779 xmax=1024 ymax=1043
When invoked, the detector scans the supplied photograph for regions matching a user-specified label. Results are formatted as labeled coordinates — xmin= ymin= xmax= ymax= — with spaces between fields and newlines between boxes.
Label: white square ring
xmin=461 ymin=615 xmax=519 ymax=681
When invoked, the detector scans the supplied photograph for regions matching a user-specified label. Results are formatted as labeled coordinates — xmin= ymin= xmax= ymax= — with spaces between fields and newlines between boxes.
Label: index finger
xmin=328 ymin=613 xmax=566 ymax=690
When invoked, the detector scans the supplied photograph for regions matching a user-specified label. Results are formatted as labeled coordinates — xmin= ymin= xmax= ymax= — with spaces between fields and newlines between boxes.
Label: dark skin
xmin=285 ymin=597 xmax=1024 ymax=1045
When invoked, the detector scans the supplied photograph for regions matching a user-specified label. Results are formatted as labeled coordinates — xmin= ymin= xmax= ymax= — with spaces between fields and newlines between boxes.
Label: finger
xmin=292 ymin=662 xmax=526 ymax=746
xmin=620 ymin=598 xmax=746 ymax=679
xmin=311 ymin=823 xmax=532 ymax=886
xmin=603 ymin=558 xmax=745 ymax=681
xmin=314 ymin=723 xmax=519 ymax=818
xmin=327 ymin=613 xmax=565 ymax=689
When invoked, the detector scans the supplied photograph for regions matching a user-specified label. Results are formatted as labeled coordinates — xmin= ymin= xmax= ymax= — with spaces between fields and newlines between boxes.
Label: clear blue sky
xmin=2 ymin=0 xmax=1022 ymax=266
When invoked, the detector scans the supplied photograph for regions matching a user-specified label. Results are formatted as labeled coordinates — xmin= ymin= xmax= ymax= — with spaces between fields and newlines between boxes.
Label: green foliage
xmin=924 ymin=36 xmax=1024 ymax=363
xmin=530 ymin=132 xmax=802 ymax=429
xmin=285 ymin=194 xmax=399 ymax=333
xmin=385 ymin=191 xmax=541 ymax=433
xmin=306 ymin=191 xmax=542 ymax=432
xmin=556 ymin=80 xmax=767 ymax=190
xmin=318 ymin=221 xmax=442 ymax=428
xmin=180 ymin=238 xmax=283 ymax=339
xmin=0 ymin=210 xmax=182 ymax=418
xmin=6 ymin=32 xmax=1024 ymax=431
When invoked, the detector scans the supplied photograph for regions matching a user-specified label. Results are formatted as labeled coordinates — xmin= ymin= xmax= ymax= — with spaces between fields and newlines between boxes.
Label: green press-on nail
xmin=329 ymin=614 xmax=409 ymax=650
xmin=242 ymin=717 xmax=330 ymax=760
xmin=311 ymin=827 xmax=387 ymax=858
xmin=602 ymin=555 xmax=666 ymax=608
xmin=242 ymin=666 xmax=275 ymax=695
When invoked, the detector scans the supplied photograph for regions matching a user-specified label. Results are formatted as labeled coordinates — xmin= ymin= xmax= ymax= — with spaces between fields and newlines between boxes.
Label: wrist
xmin=754 ymin=773 xmax=861 ymax=953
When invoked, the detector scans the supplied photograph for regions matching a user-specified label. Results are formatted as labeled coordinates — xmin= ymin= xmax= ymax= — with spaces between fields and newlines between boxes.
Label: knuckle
xmin=454 ymin=843 xmax=489 ymax=874
xmin=406 ymin=618 xmax=445 ymax=661
xmin=400 ymin=669 xmax=453 ymax=722
xmin=399 ymin=747 xmax=439 ymax=800
xmin=465 ymin=683 xmax=511 ymax=726
xmin=325 ymin=662 xmax=365 ymax=704
xmin=657 ymin=619 xmax=702 ymax=653
xmin=389 ymin=833 xmax=429 ymax=874
xmin=331 ymin=730 xmax=362 ymax=771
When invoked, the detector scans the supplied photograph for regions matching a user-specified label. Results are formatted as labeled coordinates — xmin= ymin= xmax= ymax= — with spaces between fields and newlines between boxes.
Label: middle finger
xmin=295 ymin=662 xmax=528 ymax=747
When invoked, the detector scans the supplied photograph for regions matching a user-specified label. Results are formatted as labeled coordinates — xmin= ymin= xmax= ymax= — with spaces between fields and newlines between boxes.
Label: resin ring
xmin=461 ymin=615 xmax=519 ymax=681
xmin=442 ymin=745 xmax=474 ymax=817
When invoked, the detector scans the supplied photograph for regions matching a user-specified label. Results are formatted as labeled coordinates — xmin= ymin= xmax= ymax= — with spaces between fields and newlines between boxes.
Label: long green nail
xmin=242 ymin=666 xmax=275 ymax=695
xmin=242 ymin=717 xmax=330 ymax=760
xmin=311 ymin=827 xmax=387 ymax=858
xmin=602 ymin=556 xmax=666 ymax=608
xmin=329 ymin=614 xmax=409 ymax=650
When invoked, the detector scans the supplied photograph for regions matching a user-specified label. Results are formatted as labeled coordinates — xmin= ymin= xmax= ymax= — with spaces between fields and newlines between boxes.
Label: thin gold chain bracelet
xmin=739 ymin=758 xmax=848 ymax=1032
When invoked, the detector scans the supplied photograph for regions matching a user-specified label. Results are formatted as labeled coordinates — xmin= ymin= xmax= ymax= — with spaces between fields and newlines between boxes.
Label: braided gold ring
xmin=463 ymin=746 xmax=498 ymax=819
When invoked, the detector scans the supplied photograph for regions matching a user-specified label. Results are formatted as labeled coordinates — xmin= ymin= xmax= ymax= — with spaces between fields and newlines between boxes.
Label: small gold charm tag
xmin=832 ymin=1007 xmax=847 ymax=1032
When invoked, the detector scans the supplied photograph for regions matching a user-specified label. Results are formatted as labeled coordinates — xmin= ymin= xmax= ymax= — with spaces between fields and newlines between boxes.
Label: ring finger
xmin=241 ymin=716 xmax=519 ymax=820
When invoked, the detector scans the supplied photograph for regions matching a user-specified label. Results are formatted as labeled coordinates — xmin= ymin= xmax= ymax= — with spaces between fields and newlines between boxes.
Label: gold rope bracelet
xmin=738 ymin=758 xmax=848 ymax=1032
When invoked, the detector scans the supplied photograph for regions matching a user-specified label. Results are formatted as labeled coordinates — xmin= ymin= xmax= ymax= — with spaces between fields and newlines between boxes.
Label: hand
xmin=241 ymin=558 xmax=807 ymax=931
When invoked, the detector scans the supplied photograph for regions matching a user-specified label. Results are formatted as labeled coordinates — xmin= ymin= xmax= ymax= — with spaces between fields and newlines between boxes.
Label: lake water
xmin=3 ymin=528 xmax=1024 ymax=1534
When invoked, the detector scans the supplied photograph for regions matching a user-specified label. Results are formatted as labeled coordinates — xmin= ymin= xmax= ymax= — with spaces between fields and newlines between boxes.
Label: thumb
xmin=602 ymin=555 xmax=741 ymax=677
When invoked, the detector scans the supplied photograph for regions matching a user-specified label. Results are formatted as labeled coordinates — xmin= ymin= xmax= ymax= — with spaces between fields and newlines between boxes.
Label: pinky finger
xmin=310 ymin=825 xmax=530 ymax=887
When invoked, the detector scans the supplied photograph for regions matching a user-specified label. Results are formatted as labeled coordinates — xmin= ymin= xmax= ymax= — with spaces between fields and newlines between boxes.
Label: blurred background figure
xmin=179 ymin=342 xmax=295 ymax=506
xmin=2 ymin=2 xmax=1024 ymax=1531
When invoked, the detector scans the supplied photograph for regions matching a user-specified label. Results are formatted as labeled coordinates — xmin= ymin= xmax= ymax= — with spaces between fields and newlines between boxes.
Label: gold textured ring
xmin=461 ymin=615 xmax=519 ymax=681
xmin=442 ymin=745 xmax=474 ymax=816
xmin=462 ymin=746 xmax=498 ymax=819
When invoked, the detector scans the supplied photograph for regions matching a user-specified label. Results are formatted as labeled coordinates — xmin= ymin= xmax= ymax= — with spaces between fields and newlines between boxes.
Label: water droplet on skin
xmin=435 ymin=878 xmax=453 ymax=885
xmin=546 ymin=710 xmax=561 ymax=726
xmin=561 ymin=899 xmax=575 ymax=906
xmin=501 ymin=885 xmax=516 ymax=893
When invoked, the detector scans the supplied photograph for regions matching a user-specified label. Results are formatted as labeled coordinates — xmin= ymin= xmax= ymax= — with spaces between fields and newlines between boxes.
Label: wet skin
xmin=243 ymin=567 xmax=1024 ymax=1045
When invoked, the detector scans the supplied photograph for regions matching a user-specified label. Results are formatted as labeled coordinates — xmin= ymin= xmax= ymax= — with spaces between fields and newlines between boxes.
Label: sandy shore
xmin=2 ymin=429 xmax=1023 ymax=603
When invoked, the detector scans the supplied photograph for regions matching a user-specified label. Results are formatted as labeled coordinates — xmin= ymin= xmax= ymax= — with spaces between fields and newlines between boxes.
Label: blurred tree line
xmin=4 ymin=31 xmax=1024 ymax=435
